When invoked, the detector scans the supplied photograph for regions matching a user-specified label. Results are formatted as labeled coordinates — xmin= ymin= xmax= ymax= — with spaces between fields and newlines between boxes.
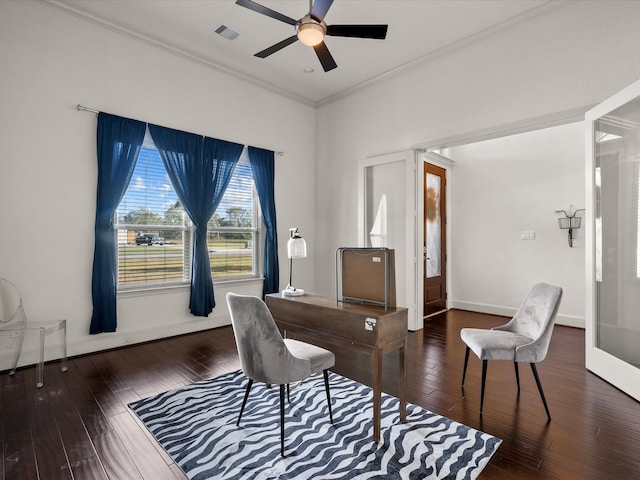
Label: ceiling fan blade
xmin=235 ymin=0 xmax=297 ymax=26
xmin=313 ymin=41 xmax=337 ymax=72
xmin=310 ymin=0 xmax=334 ymax=22
xmin=254 ymin=35 xmax=298 ymax=58
xmin=326 ymin=24 xmax=388 ymax=40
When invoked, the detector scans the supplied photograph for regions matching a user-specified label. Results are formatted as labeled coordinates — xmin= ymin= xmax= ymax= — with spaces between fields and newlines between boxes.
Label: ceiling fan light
xmin=297 ymin=19 xmax=325 ymax=46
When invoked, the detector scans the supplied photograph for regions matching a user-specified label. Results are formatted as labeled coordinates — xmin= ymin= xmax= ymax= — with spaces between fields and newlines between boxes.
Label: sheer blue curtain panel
xmin=148 ymin=124 xmax=243 ymax=315
xmin=91 ymin=113 xmax=146 ymax=334
xmin=248 ymin=146 xmax=279 ymax=295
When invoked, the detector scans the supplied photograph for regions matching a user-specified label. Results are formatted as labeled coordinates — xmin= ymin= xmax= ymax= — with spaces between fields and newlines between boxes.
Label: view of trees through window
xmin=115 ymin=143 xmax=261 ymax=287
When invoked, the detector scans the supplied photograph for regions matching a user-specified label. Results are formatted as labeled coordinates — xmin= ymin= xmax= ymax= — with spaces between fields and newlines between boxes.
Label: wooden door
xmin=423 ymin=162 xmax=447 ymax=317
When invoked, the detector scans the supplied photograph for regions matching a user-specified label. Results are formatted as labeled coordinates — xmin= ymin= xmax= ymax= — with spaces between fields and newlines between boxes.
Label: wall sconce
xmin=283 ymin=227 xmax=307 ymax=296
xmin=555 ymin=206 xmax=585 ymax=247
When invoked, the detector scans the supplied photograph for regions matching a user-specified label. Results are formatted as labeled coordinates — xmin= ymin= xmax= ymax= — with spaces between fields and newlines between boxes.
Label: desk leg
xmin=373 ymin=347 xmax=382 ymax=443
xmin=399 ymin=338 xmax=407 ymax=422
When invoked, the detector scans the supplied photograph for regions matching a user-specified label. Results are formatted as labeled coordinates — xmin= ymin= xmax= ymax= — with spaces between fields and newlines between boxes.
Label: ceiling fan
xmin=235 ymin=0 xmax=388 ymax=72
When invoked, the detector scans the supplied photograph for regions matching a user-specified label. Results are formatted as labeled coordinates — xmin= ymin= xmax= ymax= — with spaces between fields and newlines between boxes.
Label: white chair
xmin=226 ymin=292 xmax=335 ymax=457
xmin=460 ymin=282 xmax=562 ymax=420
xmin=0 ymin=278 xmax=67 ymax=387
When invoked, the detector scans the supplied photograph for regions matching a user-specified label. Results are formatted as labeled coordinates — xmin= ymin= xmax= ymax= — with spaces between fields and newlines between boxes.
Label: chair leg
xmin=480 ymin=360 xmax=488 ymax=415
xmin=530 ymin=363 xmax=551 ymax=420
xmin=286 ymin=383 xmax=290 ymax=403
xmin=237 ymin=378 xmax=254 ymax=426
xmin=59 ymin=319 xmax=68 ymax=373
xmin=323 ymin=369 xmax=333 ymax=423
xmin=462 ymin=346 xmax=470 ymax=388
xmin=9 ymin=329 xmax=25 ymax=376
xmin=279 ymin=384 xmax=286 ymax=457
xmin=37 ymin=326 xmax=45 ymax=388
xmin=514 ymin=362 xmax=520 ymax=394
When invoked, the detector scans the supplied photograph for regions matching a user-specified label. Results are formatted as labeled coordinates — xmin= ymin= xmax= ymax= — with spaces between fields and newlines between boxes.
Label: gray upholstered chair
xmin=226 ymin=292 xmax=335 ymax=456
xmin=460 ymin=282 xmax=562 ymax=420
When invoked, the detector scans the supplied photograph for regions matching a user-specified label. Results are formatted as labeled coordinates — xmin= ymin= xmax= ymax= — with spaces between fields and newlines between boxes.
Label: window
xmin=207 ymin=159 xmax=261 ymax=279
xmin=115 ymin=137 xmax=262 ymax=289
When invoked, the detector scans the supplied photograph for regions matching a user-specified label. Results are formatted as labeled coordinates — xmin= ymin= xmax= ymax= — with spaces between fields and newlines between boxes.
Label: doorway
xmin=420 ymin=121 xmax=585 ymax=330
xmin=424 ymin=162 xmax=447 ymax=317
xmin=359 ymin=150 xmax=420 ymax=330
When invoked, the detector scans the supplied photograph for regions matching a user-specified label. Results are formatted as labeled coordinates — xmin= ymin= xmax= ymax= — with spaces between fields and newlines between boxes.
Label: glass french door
xmin=423 ymin=162 xmax=447 ymax=317
xmin=586 ymin=78 xmax=640 ymax=400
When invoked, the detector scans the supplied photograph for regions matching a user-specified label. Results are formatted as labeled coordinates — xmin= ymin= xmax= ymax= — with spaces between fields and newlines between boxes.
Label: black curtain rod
xmin=76 ymin=104 xmax=284 ymax=156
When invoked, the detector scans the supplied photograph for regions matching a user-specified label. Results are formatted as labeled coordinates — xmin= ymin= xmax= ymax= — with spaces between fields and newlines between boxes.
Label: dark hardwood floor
xmin=2 ymin=309 xmax=639 ymax=479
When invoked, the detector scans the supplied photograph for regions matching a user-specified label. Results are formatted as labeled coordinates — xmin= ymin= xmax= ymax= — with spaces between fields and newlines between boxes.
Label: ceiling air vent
xmin=214 ymin=25 xmax=240 ymax=41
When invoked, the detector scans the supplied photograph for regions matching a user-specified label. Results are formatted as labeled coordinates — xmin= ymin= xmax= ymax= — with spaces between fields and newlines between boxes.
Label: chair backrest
xmin=0 ymin=278 xmax=26 ymax=326
xmin=226 ymin=293 xmax=312 ymax=385
xmin=497 ymin=282 xmax=562 ymax=362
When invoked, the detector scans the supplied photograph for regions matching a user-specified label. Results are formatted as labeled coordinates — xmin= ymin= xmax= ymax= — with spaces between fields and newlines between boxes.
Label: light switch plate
xmin=521 ymin=230 xmax=535 ymax=240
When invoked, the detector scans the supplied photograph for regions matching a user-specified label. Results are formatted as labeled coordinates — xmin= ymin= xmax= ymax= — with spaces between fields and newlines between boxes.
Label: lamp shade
xmin=287 ymin=234 xmax=307 ymax=259
xmin=297 ymin=15 xmax=325 ymax=46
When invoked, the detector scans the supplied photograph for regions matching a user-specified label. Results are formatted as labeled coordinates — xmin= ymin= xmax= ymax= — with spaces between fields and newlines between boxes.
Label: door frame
xmin=358 ymin=150 xmax=420 ymax=331
xmin=412 ymin=107 xmax=588 ymax=322
xmin=358 ymin=107 xmax=589 ymax=333
xmin=421 ymin=152 xmax=455 ymax=317
xmin=585 ymin=77 xmax=640 ymax=401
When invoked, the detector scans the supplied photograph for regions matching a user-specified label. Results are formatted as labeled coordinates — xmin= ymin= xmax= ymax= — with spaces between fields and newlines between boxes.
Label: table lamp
xmin=283 ymin=227 xmax=307 ymax=296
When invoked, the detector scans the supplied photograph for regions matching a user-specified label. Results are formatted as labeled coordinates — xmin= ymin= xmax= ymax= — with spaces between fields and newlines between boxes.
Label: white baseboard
xmin=451 ymin=300 xmax=585 ymax=329
xmin=0 ymin=314 xmax=232 ymax=373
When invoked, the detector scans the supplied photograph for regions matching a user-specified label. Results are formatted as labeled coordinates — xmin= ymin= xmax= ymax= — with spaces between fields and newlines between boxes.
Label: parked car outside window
xmin=136 ymin=233 xmax=165 ymax=246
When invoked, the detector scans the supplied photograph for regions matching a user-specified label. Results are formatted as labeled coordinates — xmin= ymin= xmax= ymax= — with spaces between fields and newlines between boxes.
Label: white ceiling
xmin=48 ymin=0 xmax=555 ymax=105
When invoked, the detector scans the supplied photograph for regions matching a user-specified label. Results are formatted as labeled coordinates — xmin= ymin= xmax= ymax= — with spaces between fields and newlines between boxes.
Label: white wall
xmin=0 ymin=1 xmax=316 ymax=369
xmin=445 ymin=123 xmax=585 ymax=327
xmin=315 ymin=1 xmax=640 ymax=326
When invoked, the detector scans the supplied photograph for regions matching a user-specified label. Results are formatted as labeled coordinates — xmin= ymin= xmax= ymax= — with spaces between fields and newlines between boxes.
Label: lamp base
xmin=282 ymin=286 xmax=305 ymax=296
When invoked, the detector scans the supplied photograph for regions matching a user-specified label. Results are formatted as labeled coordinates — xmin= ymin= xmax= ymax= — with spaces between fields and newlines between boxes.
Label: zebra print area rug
xmin=129 ymin=370 xmax=501 ymax=479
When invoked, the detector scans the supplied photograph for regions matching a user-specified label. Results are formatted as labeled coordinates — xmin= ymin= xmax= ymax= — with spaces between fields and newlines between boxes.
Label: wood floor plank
xmin=63 ymin=363 xmax=144 ymax=480
xmin=109 ymin=411 xmax=181 ymax=480
xmin=3 ymin=370 xmax=38 ymax=480
xmin=41 ymin=368 xmax=109 ymax=480
xmin=21 ymin=367 xmax=73 ymax=480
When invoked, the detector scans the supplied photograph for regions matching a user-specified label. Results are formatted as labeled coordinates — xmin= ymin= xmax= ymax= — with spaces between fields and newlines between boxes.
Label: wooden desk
xmin=265 ymin=293 xmax=408 ymax=442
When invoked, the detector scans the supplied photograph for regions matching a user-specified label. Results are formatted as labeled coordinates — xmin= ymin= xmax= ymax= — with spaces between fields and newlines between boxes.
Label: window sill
xmin=117 ymin=277 xmax=264 ymax=299
xmin=118 ymin=282 xmax=189 ymax=298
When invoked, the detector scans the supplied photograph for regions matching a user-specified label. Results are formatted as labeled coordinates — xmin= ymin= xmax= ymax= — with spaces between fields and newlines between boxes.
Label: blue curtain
xmin=149 ymin=124 xmax=244 ymax=316
xmin=248 ymin=147 xmax=279 ymax=295
xmin=90 ymin=113 xmax=146 ymax=334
